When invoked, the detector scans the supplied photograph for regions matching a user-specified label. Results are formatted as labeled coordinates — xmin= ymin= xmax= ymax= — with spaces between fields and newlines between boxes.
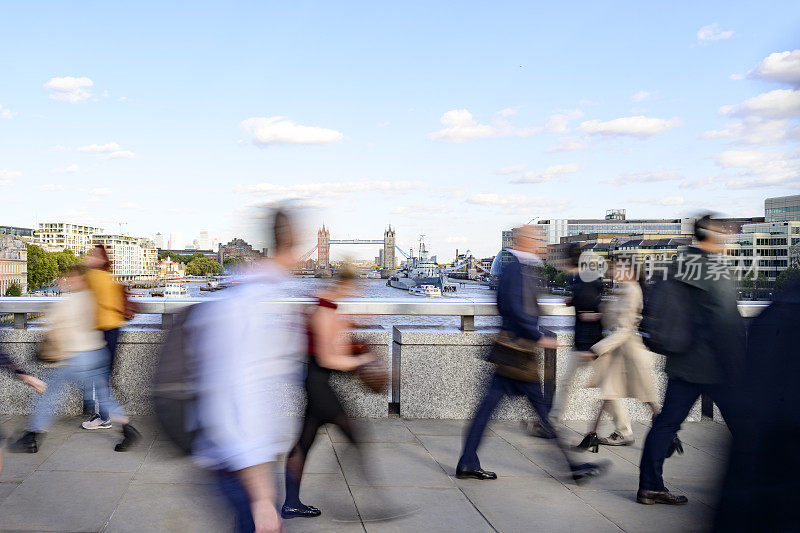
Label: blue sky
xmin=1 ymin=2 xmax=799 ymax=259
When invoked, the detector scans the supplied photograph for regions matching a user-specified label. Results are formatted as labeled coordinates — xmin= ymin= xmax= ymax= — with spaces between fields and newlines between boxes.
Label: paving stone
xmin=353 ymin=485 xmax=493 ymax=533
xmin=458 ymin=476 xmax=621 ymax=532
xmin=0 ymin=481 xmax=19 ymax=502
xmin=105 ymin=481 xmax=233 ymax=532
xmin=415 ymin=434 xmax=547 ymax=478
xmin=38 ymin=430 xmax=153 ymax=472
xmin=0 ymin=470 xmax=132 ymax=531
xmin=328 ymin=417 xmax=416 ymax=443
xmin=134 ymin=439 xmax=215 ymax=484
xmin=332 ymin=441 xmax=451 ymax=488
xmin=275 ymin=473 xmax=363 ymax=532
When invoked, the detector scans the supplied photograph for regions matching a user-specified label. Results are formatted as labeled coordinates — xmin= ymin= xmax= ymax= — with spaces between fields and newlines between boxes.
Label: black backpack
xmin=639 ymin=276 xmax=693 ymax=357
xmin=151 ymin=305 xmax=201 ymax=454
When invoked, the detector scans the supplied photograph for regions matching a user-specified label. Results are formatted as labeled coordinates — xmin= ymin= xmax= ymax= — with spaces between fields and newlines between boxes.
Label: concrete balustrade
xmin=0 ymin=297 xmax=765 ymax=420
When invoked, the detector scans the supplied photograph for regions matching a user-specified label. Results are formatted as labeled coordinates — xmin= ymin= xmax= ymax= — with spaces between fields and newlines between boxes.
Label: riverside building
xmin=0 ymin=234 xmax=27 ymax=294
xmin=92 ymin=234 xmax=158 ymax=282
xmin=35 ymin=222 xmax=103 ymax=255
xmin=536 ymin=209 xmax=694 ymax=245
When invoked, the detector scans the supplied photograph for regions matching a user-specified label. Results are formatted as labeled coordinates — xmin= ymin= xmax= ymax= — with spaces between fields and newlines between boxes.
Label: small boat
xmin=408 ymin=284 xmax=442 ymax=297
xmin=163 ymin=283 xmax=189 ymax=298
xmin=360 ymin=271 xmax=381 ymax=279
xmin=149 ymin=290 xmax=164 ymax=297
xmin=199 ymin=279 xmax=220 ymax=291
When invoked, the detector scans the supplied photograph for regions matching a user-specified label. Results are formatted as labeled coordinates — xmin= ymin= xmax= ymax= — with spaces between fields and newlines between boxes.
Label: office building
xmin=218 ymin=238 xmax=264 ymax=263
xmin=198 ymin=230 xmax=210 ymax=251
xmin=154 ymin=232 xmax=164 ymax=249
xmin=168 ymin=232 xmax=182 ymax=250
xmin=0 ymin=226 xmax=35 ymax=240
xmin=0 ymin=234 xmax=27 ymax=294
xmin=765 ymin=194 xmax=800 ymax=223
xmin=722 ymin=221 xmax=800 ymax=280
xmin=536 ymin=209 xmax=693 ymax=245
xmin=35 ymin=222 xmax=104 ymax=255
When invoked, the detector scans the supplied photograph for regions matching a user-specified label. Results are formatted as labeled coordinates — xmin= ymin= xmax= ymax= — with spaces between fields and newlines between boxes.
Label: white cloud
xmin=51 ymin=164 xmax=79 ymax=174
xmin=0 ymin=104 xmax=17 ymax=119
xmin=545 ymin=109 xmax=584 ymax=133
xmin=510 ymin=163 xmax=580 ymax=184
xmin=240 ymin=117 xmax=344 ymax=146
xmin=108 ymin=150 xmax=136 ymax=159
xmin=720 ymin=89 xmax=800 ymax=119
xmin=90 ymin=187 xmax=111 ymax=196
xmin=747 ymin=50 xmax=800 ymax=86
xmin=78 ymin=142 xmax=122 ymax=153
xmin=77 ymin=142 xmax=135 ymax=159
xmin=377 ymin=121 xmax=390 ymax=128
xmin=466 ymin=192 xmax=569 ymax=211
xmin=702 ymin=118 xmax=799 ymax=145
xmin=631 ymin=91 xmax=657 ymax=102
xmin=546 ymin=137 xmax=585 ymax=152
xmin=713 ymin=149 xmax=800 ymax=188
xmin=391 ymin=203 xmax=453 ymax=215
xmin=579 ymin=116 xmax=681 ymax=137
xmin=494 ymin=165 xmax=525 ymax=175
xmin=697 ymin=23 xmax=735 ymax=43
xmin=604 ymin=170 xmax=682 ymax=185
xmin=241 ymin=180 xmax=424 ymax=200
xmin=117 ymin=96 xmax=129 ymax=102
xmin=445 ymin=236 xmax=468 ymax=243
xmin=428 ymin=109 xmax=540 ymax=142
xmin=120 ymin=201 xmax=143 ymax=210
xmin=715 ymin=149 xmax=775 ymax=169
xmin=44 ymin=76 xmax=94 ymax=103
xmin=38 ymin=184 xmax=65 ymax=192
xmin=49 ymin=145 xmax=68 ymax=152
xmin=496 ymin=107 xmax=520 ymax=117
xmin=0 ymin=169 xmax=22 ymax=179
xmin=629 ymin=196 xmax=685 ymax=206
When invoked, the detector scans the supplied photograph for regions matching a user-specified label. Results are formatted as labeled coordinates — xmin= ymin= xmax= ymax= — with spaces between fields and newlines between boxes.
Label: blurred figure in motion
xmin=714 ymin=277 xmax=800 ymax=530
xmin=281 ymin=264 xmax=376 ymax=520
xmin=0 ymin=353 xmax=47 ymax=474
xmin=82 ymin=244 xmax=129 ymax=430
xmin=192 ymin=209 xmax=304 ymax=533
xmin=637 ymin=215 xmax=745 ymax=505
xmin=457 ymin=225 xmax=608 ymax=484
xmin=9 ymin=266 xmax=140 ymax=454
xmin=547 ymin=244 xmax=635 ymax=448
xmin=576 ymin=254 xmax=659 ymax=452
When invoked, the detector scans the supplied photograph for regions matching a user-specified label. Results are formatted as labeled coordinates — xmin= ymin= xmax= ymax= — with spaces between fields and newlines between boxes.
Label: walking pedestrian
xmin=576 ymin=254 xmax=659 ymax=451
xmin=281 ymin=264 xmax=376 ymax=519
xmin=547 ymin=244 xmax=636 ymax=448
xmin=0 ymin=353 xmax=47 ymax=475
xmin=9 ymin=266 xmax=141 ymax=454
xmin=192 ymin=208 xmax=305 ymax=533
xmin=637 ymin=215 xmax=745 ymax=505
xmin=456 ymin=225 xmax=608 ymax=483
xmin=82 ymin=244 xmax=129 ymax=430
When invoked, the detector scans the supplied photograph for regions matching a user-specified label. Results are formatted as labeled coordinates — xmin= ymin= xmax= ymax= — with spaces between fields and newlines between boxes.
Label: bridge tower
xmin=317 ymin=225 xmax=330 ymax=268
xmin=382 ymin=226 xmax=396 ymax=270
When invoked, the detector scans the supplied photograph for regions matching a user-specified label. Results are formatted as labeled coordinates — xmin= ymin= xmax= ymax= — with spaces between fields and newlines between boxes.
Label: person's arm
xmin=236 ymin=463 xmax=281 ymax=533
xmin=311 ymin=309 xmax=373 ymax=371
xmin=0 ymin=353 xmax=47 ymax=394
xmin=504 ymin=262 xmax=543 ymax=342
xmin=588 ymin=284 xmax=639 ymax=357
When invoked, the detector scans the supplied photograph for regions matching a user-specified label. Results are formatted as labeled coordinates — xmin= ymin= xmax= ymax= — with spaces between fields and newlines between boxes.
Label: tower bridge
xmin=300 ymin=225 xmax=405 ymax=274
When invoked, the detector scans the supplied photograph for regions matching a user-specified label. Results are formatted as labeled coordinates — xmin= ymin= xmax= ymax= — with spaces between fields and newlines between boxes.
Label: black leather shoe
xmin=9 ymin=431 xmax=39 ymax=453
xmin=637 ymin=488 xmax=688 ymax=505
xmin=571 ymin=460 xmax=610 ymax=484
xmin=456 ymin=468 xmax=497 ymax=480
xmin=574 ymin=432 xmax=600 ymax=453
xmin=281 ymin=503 xmax=322 ymax=519
xmin=114 ymin=424 xmax=141 ymax=452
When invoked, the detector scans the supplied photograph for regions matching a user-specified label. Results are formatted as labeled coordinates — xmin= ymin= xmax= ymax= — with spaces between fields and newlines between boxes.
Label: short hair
xmin=336 ymin=262 xmax=358 ymax=282
xmin=566 ymin=242 xmax=583 ymax=267
xmin=272 ymin=209 xmax=294 ymax=252
xmin=91 ymin=244 xmax=111 ymax=271
xmin=694 ymin=213 xmax=714 ymax=242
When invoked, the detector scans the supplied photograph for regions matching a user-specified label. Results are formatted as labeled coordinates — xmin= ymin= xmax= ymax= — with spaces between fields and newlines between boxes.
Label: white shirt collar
xmin=506 ymin=248 xmax=543 ymax=265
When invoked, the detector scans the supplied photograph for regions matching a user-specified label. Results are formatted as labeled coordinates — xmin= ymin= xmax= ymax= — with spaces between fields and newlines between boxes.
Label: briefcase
xmin=487 ymin=330 xmax=542 ymax=382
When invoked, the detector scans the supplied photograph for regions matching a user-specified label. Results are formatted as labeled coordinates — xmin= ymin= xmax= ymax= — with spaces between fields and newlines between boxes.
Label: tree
xmin=554 ymin=271 xmax=568 ymax=287
xmin=775 ymin=267 xmax=800 ymax=293
xmin=223 ymin=257 xmax=244 ymax=265
xmin=53 ymin=249 xmax=82 ymax=275
xmin=26 ymin=244 xmax=58 ymax=290
xmin=4 ymin=283 xmax=21 ymax=297
xmin=542 ymin=263 xmax=558 ymax=284
xmin=741 ymin=270 xmax=768 ymax=299
xmin=186 ymin=256 xmax=222 ymax=276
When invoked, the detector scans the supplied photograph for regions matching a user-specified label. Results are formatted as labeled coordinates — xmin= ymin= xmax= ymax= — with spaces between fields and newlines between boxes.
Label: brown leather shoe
xmin=637 ymin=488 xmax=688 ymax=505
xmin=598 ymin=431 xmax=634 ymax=446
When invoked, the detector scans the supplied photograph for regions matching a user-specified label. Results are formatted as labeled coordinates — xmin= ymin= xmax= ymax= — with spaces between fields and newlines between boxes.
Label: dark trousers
xmin=216 ymin=471 xmax=255 ymax=533
xmin=458 ymin=373 xmax=573 ymax=471
xmin=104 ymin=328 xmax=120 ymax=370
xmin=639 ymin=378 xmax=739 ymax=491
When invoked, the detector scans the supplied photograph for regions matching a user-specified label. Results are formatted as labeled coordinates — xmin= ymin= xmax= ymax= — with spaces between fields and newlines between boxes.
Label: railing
xmin=0 ymin=297 xmax=770 ymax=331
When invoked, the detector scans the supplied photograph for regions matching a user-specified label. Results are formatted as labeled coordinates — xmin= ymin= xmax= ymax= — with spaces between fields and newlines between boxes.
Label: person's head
xmin=511 ymin=225 xmax=544 ymax=255
xmin=330 ymin=262 xmax=359 ymax=298
xmin=58 ymin=265 xmax=87 ymax=292
xmin=85 ymin=245 xmax=110 ymax=270
xmin=268 ymin=208 xmax=297 ymax=268
xmin=694 ymin=214 xmax=726 ymax=254
xmin=566 ymin=242 xmax=583 ymax=272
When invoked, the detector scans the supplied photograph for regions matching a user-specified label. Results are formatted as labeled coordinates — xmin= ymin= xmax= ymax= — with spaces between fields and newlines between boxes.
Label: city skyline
xmin=1 ymin=3 xmax=799 ymax=259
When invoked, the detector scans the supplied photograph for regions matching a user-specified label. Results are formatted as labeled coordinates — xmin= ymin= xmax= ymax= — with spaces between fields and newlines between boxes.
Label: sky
xmin=1 ymin=2 xmax=799 ymax=260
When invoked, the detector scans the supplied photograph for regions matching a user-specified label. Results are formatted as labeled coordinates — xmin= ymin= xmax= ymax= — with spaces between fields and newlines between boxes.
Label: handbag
xmin=487 ymin=330 xmax=542 ymax=382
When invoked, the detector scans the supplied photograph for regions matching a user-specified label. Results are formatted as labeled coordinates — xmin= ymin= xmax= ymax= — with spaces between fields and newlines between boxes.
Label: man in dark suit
xmin=456 ymin=225 xmax=607 ymax=483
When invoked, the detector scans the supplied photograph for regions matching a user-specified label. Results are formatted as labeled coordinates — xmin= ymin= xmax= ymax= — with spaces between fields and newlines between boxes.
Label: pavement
xmin=0 ymin=415 xmax=730 ymax=532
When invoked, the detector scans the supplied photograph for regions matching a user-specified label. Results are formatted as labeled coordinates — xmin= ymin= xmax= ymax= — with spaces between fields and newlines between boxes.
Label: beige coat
xmin=588 ymin=281 xmax=656 ymax=402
